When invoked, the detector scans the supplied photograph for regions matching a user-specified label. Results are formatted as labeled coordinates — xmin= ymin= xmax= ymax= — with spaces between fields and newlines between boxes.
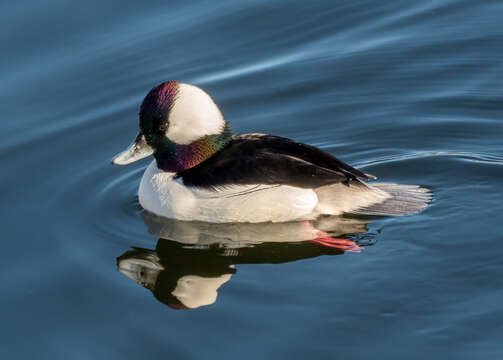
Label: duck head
xmin=112 ymin=81 xmax=232 ymax=172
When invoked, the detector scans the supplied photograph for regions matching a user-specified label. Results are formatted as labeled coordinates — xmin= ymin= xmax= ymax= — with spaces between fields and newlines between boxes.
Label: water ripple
xmin=357 ymin=151 xmax=503 ymax=168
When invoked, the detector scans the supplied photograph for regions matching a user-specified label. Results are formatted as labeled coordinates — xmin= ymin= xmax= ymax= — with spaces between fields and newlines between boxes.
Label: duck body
xmin=113 ymin=81 xmax=431 ymax=223
xmin=139 ymin=158 xmax=318 ymax=223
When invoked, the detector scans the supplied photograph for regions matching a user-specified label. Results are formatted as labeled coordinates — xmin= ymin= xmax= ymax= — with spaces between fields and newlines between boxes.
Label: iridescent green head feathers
xmin=112 ymin=81 xmax=232 ymax=172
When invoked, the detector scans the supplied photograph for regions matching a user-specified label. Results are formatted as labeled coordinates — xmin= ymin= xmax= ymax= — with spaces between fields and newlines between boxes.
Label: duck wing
xmin=235 ymin=134 xmax=375 ymax=180
xmin=177 ymin=134 xmax=373 ymax=190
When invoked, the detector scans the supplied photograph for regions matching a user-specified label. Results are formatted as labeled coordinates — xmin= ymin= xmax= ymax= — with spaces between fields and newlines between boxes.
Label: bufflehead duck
xmin=112 ymin=81 xmax=431 ymax=223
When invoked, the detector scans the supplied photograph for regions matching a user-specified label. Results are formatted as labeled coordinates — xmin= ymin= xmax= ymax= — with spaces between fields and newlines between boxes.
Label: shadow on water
xmin=117 ymin=212 xmax=373 ymax=310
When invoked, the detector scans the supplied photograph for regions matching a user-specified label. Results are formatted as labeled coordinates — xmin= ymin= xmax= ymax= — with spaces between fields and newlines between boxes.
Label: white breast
xmin=138 ymin=161 xmax=318 ymax=223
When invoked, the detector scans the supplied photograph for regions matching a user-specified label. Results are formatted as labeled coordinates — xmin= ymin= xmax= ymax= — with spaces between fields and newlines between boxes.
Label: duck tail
xmin=349 ymin=183 xmax=432 ymax=216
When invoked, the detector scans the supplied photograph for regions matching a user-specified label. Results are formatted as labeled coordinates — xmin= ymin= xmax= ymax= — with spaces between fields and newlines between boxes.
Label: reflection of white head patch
xmin=171 ymin=274 xmax=232 ymax=309
xmin=166 ymin=83 xmax=225 ymax=145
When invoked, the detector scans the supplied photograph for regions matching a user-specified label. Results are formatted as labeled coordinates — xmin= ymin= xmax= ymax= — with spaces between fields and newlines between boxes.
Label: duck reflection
xmin=117 ymin=212 xmax=371 ymax=310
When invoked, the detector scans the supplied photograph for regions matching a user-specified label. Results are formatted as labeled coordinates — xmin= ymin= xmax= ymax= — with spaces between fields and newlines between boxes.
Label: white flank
xmin=314 ymin=182 xmax=391 ymax=216
xmin=138 ymin=161 xmax=319 ymax=223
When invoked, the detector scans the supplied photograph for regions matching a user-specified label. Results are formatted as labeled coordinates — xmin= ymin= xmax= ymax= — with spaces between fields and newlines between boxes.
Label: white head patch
xmin=166 ymin=83 xmax=225 ymax=145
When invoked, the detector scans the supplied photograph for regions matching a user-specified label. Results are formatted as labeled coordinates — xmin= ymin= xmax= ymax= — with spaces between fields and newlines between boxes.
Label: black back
xmin=176 ymin=134 xmax=373 ymax=190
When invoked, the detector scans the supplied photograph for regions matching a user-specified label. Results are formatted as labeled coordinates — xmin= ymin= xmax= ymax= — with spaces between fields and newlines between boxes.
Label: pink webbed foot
xmin=309 ymin=231 xmax=363 ymax=253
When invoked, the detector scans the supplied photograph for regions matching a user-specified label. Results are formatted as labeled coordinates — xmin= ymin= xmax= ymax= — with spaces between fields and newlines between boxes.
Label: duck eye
xmin=159 ymin=122 xmax=169 ymax=132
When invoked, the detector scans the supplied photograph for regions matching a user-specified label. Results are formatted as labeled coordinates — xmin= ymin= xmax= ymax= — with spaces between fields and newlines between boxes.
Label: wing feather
xmin=178 ymin=134 xmax=370 ymax=189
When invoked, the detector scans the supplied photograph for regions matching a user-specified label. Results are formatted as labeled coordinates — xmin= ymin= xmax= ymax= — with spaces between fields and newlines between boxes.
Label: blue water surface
xmin=1 ymin=1 xmax=502 ymax=359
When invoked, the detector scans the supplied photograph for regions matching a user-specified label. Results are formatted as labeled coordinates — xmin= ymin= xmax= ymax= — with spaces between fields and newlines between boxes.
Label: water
xmin=1 ymin=1 xmax=502 ymax=358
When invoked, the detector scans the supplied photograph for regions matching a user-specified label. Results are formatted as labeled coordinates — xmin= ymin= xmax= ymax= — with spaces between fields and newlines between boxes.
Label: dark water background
xmin=2 ymin=1 xmax=503 ymax=359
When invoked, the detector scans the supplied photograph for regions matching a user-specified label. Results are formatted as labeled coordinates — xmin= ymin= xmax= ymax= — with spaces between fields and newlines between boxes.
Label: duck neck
xmin=154 ymin=123 xmax=232 ymax=173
